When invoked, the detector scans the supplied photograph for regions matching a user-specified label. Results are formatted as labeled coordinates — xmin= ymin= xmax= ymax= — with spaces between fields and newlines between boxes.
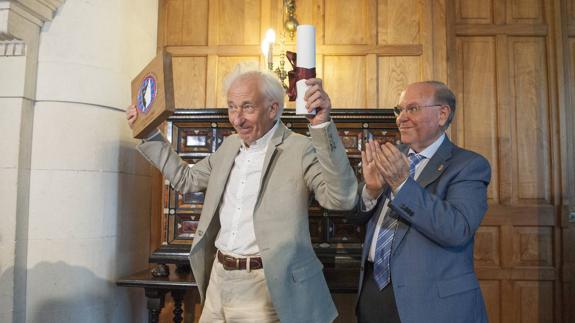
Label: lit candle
xmin=268 ymin=41 xmax=273 ymax=68
xmin=265 ymin=29 xmax=276 ymax=70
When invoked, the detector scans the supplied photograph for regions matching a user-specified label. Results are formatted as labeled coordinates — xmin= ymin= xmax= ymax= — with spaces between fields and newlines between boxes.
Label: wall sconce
xmin=261 ymin=0 xmax=298 ymax=89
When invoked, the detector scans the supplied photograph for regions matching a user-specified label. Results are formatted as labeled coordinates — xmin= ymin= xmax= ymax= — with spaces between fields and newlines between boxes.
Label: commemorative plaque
xmin=130 ymin=51 xmax=175 ymax=138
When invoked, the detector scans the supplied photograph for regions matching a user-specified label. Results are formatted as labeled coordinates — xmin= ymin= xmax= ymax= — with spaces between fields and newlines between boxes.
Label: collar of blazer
xmin=398 ymin=135 xmax=454 ymax=188
xmin=255 ymin=122 xmax=291 ymax=203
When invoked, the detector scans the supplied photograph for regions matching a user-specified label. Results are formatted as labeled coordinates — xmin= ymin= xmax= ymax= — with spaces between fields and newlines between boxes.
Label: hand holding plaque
xmin=129 ymin=51 xmax=175 ymax=138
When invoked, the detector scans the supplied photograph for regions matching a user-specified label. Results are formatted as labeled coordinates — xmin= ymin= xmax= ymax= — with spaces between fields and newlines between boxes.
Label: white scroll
xmin=295 ymin=25 xmax=316 ymax=115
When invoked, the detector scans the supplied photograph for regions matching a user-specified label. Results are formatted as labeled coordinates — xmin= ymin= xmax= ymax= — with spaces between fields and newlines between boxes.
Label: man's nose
xmin=232 ymin=113 xmax=244 ymax=126
xmin=396 ymin=110 xmax=408 ymax=124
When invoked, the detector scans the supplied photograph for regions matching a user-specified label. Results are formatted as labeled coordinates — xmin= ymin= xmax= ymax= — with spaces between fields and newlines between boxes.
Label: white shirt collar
xmin=240 ymin=120 xmax=279 ymax=151
xmin=408 ymin=133 xmax=445 ymax=159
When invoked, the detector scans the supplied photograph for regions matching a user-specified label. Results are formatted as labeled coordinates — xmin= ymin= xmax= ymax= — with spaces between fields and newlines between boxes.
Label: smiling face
xmin=396 ymin=83 xmax=451 ymax=152
xmin=227 ymin=75 xmax=278 ymax=145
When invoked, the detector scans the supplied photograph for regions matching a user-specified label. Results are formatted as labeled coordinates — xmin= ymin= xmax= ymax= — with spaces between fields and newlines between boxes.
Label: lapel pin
xmin=437 ymin=164 xmax=444 ymax=172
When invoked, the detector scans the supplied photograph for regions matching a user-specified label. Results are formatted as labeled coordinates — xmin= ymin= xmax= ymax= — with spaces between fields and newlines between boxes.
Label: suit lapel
xmin=255 ymin=122 xmax=288 ymax=208
xmin=391 ymin=137 xmax=453 ymax=255
xmin=416 ymin=136 xmax=453 ymax=189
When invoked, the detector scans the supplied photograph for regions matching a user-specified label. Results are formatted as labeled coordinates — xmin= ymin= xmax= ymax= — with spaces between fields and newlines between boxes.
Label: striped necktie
xmin=373 ymin=153 xmax=425 ymax=289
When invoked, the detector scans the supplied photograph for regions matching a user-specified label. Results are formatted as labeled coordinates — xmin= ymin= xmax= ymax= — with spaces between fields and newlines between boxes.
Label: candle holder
xmin=262 ymin=0 xmax=298 ymax=89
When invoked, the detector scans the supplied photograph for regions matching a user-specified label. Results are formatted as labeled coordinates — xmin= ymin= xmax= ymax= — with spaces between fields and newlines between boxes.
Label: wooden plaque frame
xmin=131 ymin=51 xmax=175 ymax=138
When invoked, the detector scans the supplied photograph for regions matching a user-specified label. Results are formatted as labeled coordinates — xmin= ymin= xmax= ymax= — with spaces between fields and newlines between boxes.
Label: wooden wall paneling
xmin=495 ymin=34 xmax=514 ymax=204
xmin=495 ymin=0 xmax=508 ymax=25
xmin=164 ymin=0 xmax=184 ymax=46
xmin=366 ymin=54 xmax=378 ymax=108
xmin=365 ymin=0 xmax=379 ymax=108
xmin=377 ymin=56 xmax=421 ymax=107
xmin=205 ymin=55 xmax=218 ymax=107
xmin=507 ymin=0 xmax=544 ymax=24
xmin=163 ymin=0 xmax=209 ymax=46
xmin=324 ymin=0 xmax=370 ymax=45
xmin=474 ymin=226 xmax=501 ymax=267
xmin=511 ymin=226 xmax=554 ymax=267
xmin=323 ymin=56 xmax=367 ymax=107
xmin=377 ymin=0 xmax=421 ymax=45
xmin=563 ymin=10 xmax=575 ymax=211
xmin=215 ymin=57 xmax=260 ymax=107
xmin=296 ymin=0 xmax=317 ymax=31
xmin=455 ymin=0 xmax=494 ymax=24
xmin=172 ymin=57 xmax=207 ymax=108
xmin=208 ymin=0 xmax=218 ymax=46
xmin=311 ymin=0 xmax=325 ymax=47
xmin=218 ymin=0 xmax=261 ymax=45
xmin=512 ymin=281 xmax=555 ymax=323
xmin=499 ymin=224 xmax=515 ymax=323
xmin=182 ymin=0 xmax=209 ymax=46
xmin=455 ymin=36 xmax=499 ymax=201
xmin=480 ymin=280 xmax=501 ymax=323
xmin=543 ymin=1 xmax=565 ymax=319
xmin=508 ymin=37 xmax=551 ymax=202
xmin=432 ymin=0 xmax=448 ymax=81
xmin=562 ymin=0 xmax=575 ymax=321
xmin=420 ymin=0 xmax=434 ymax=80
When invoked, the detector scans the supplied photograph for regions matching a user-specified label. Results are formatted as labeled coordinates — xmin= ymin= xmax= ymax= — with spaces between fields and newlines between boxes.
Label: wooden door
xmin=448 ymin=0 xmax=573 ymax=321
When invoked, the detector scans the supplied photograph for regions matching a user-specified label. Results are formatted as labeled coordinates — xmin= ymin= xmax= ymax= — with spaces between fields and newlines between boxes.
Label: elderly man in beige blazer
xmin=127 ymin=67 xmax=357 ymax=323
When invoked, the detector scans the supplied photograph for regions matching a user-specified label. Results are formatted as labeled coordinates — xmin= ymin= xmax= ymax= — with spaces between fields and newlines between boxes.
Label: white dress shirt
xmin=364 ymin=133 xmax=445 ymax=262
xmin=215 ymin=120 xmax=330 ymax=256
xmin=214 ymin=121 xmax=280 ymax=256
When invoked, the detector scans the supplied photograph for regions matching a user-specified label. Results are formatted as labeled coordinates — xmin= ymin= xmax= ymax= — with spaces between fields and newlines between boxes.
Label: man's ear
xmin=438 ymin=105 xmax=450 ymax=127
xmin=269 ymin=102 xmax=279 ymax=119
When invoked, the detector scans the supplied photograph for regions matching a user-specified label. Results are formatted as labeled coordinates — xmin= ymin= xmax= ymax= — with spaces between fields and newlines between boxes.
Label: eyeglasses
xmin=393 ymin=104 xmax=442 ymax=117
xmin=228 ymin=104 xmax=258 ymax=115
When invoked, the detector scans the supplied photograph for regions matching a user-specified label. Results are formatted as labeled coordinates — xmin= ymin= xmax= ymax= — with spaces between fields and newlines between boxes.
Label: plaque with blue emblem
xmin=131 ymin=51 xmax=174 ymax=138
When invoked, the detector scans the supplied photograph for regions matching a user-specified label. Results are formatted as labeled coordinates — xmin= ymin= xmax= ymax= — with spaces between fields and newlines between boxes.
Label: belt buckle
xmin=223 ymin=254 xmax=239 ymax=270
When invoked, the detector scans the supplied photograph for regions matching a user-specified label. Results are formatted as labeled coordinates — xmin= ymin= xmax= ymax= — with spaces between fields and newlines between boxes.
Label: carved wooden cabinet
xmin=150 ymin=108 xmax=398 ymax=292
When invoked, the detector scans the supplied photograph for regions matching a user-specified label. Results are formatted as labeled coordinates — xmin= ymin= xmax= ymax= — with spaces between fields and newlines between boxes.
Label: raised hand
xmin=303 ymin=78 xmax=331 ymax=125
xmin=372 ymin=142 xmax=410 ymax=192
xmin=362 ymin=140 xmax=386 ymax=199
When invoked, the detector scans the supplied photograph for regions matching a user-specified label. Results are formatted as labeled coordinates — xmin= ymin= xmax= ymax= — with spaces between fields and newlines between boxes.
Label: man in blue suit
xmin=353 ymin=81 xmax=491 ymax=323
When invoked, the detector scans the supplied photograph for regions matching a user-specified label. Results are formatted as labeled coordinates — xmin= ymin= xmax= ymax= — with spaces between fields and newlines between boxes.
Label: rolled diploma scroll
xmin=295 ymin=25 xmax=316 ymax=115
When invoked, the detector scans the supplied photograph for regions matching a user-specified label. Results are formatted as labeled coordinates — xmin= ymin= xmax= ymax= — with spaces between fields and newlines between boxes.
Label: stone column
xmin=1 ymin=1 xmax=158 ymax=321
xmin=1 ymin=2 xmax=64 ymax=321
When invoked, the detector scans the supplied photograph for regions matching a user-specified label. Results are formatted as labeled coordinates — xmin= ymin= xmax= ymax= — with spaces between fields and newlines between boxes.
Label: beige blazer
xmin=138 ymin=121 xmax=358 ymax=323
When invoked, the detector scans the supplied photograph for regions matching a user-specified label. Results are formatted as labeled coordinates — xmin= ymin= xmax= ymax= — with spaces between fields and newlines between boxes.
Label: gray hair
xmin=420 ymin=80 xmax=456 ymax=130
xmin=223 ymin=63 xmax=285 ymax=120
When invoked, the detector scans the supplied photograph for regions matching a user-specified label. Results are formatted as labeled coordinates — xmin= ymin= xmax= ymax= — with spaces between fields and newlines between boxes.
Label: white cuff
xmin=309 ymin=120 xmax=331 ymax=129
xmin=361 ymin=186 xmax=381 ymax=211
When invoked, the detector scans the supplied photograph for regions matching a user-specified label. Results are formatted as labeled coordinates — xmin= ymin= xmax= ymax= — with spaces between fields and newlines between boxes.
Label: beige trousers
xmin=199 ymin=259 xmax=280 ymax=323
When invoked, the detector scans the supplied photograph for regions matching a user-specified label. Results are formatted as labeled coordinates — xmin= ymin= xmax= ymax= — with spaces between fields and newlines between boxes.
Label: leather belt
xmin=217 ymin=250 xmax=263 ymax=271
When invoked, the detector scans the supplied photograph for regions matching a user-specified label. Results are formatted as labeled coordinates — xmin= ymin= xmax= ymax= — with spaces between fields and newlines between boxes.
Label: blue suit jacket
xmin=355 ymin=136 xmax=491 ymax=323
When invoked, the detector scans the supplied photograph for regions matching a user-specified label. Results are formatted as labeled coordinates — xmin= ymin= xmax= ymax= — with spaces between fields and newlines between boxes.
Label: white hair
xmin=223 ymin=62 xmax=285 ymax=120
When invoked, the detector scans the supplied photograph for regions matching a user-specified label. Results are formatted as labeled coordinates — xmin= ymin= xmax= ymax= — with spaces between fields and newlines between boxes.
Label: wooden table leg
xmin=171 ymin=290 xmax=185 ymax=323
xmin=145 ymin=288 xmax=167 ymax=323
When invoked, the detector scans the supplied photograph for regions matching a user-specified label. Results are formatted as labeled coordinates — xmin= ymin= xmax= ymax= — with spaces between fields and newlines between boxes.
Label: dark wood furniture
xmin=116 ymin=265 xmax=198 ymax=323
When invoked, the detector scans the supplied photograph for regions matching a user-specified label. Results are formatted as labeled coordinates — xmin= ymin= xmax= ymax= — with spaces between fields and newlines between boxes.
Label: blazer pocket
xmin=436 ymin=272 xmax=480 ymax=298
xmin=291 ymin=258 xmax=324 ymax=283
